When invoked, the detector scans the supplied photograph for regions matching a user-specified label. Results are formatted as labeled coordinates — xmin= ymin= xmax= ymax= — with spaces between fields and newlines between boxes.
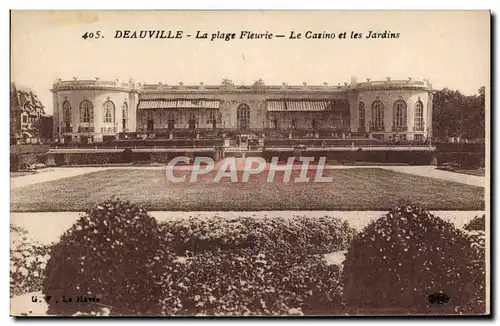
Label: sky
xmin=10 ymin=10 xmax=490 ymax=115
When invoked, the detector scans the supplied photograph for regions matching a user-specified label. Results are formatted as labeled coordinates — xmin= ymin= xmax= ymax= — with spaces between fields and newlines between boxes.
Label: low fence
xmin=46 ymin=148 xmax=221 ymax=166
xmin=264 ymin=139 xmax=383 ymax=147
xmin=51 ymin=139 xmax=224 ymax=149
xmin=262 ymin=149 xmax=435 ymax=165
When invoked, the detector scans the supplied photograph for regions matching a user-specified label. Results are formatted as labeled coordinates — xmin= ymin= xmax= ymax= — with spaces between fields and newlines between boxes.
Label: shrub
xmin=10 ymin=225 xmax=52 ymax=297
xmin=342 ymin=205 xmax=486 ymax=314
xmin=42 ymin=197 xmax=172 ymax=316
xmin=158 ymin=248 xmax=343 ymax=316
xmin=160 ymin=215 xmax=356 ymax=255
xmin=464 ymin=215 xmax=485 ymax=231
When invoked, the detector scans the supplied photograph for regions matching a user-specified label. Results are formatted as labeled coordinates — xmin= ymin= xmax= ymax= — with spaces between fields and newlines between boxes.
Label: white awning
xmin=266 ymin=100 xmax=329 ymax=112
xmin=327 ymin=99 xmax=350 ymax=113
xmin=138 ymin=99 xmax=177 ymax=109
xmin=177 ymin=99 xmax=220 ymax=109
xmin=138 ymin=99 xmax=220 ymax=110
xmin=267 ymin=100 xmax=285 ymax=111
xmin=286 ymin=101 xmax=329 ymax=111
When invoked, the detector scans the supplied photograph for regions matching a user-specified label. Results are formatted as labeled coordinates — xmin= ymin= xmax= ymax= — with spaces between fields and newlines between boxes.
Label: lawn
xmin=10 ymin=168 xmax=484 ymax=212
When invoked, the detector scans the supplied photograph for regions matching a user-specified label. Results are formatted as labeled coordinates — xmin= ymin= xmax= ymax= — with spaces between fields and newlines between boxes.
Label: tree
xmin=432 ymin=87 xmax=485 ymax=141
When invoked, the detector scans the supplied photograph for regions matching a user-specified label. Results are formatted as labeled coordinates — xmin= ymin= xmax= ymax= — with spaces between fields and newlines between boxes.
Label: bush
xmin=342 ymin=205 xmax=486 ymax=314
xmin=158 ymin=248 xmax=343 ymax=316
xmin=42 ymin=197 xmax=172 ymax=316
xmin=160 ymin=215 xmax=356 ymax=255
xmin=464 ymin=215 xmax=485 ymax=231
xmin=10 ymin=225 xmax=52 ymax=297
xmin=154 ymin=215 xmax=355 ymax=316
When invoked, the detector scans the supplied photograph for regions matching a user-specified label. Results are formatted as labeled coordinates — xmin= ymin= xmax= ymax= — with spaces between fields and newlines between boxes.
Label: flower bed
xmin=10 ymin=199 xmax=486 ymax=316
xmin=10 ymin=225 xmax=53 ymax=298
xmin=159 ymin=215 xmax=356 ymax=255
xmin=158 ymin=249 xmax=343 ymax=316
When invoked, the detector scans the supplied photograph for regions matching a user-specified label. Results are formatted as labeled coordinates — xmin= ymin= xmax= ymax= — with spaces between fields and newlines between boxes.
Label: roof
xmin=10 ymin=82 xmax=45 ymax=114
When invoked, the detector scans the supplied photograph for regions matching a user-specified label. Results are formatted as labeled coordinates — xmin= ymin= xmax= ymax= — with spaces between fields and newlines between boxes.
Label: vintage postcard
xmin=10 ymin=10 xmax=490 ymax=317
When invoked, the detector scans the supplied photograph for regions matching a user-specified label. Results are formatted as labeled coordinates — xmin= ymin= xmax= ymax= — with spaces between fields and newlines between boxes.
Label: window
xmin=189 ymin=114 xmax=196 ymax=129
xmin=414 ymin=100 xmax=424 ymax=131
xmin=333 ymin=115 xmax=343 ymax=129
xmin=358 ymin=102 xmax=365 ymax=130
xmin=22 ymin=115 xmax=28 ymax=123
xmin=237 ymin=104 xmax=250 ymax=130
xmin=371 ymin=100 xmax=384 ymax=129
xmin=79 ymin=100 xmax=93 ymax=124
xmin=414 ymin=134 xmax=423 ymax=141
xmin=168 ymin=117 xmax=175 ymax=130
xmin=393 ymin=100 xmax=407 ymax=128
xmin=103 ymin=100 xmax=115 ymax=124
xmin=208 ymin=111 xmax=217 ymax=129
xmin=62 ymin=100 xmax=72 ymax=132
xmin=291 ymin=119 xmax=296 ymax=129
xmin=208 ymin=111 xmax=215 ymax=124
xmin=311 ymin=119 xmax=317 ymax=129
xmin=122 ymin=102 xmax=128 ymax=131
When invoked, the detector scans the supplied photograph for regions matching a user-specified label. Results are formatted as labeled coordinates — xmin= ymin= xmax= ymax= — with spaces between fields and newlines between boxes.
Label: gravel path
xmin=10 ymin=210 xmax=484 ymax=246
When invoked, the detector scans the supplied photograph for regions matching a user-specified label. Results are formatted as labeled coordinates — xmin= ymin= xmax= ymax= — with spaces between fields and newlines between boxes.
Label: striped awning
xmin=138 ymin=99 xmax=220 ymax=110
xmin=267 ymin=100 xmax=285 ymax=111
xmin=326 ymin=99 xmax=350 ymax=113
xmin=266 ymin=99 xmax=350 ymax=112
xmin=266 ymin=100 xmax=329 ymax=112
xmin=286 ymin=101 xmax=329 ymax=112
xmin=138 ymin=99 xmax=177 ymax=109
xmin=177 ymin=99 xmax=220 ymax=109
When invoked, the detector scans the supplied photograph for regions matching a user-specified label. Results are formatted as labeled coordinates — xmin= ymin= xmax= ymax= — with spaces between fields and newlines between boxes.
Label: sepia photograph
xmin=9 ymin=10 xmax=490 ymax=317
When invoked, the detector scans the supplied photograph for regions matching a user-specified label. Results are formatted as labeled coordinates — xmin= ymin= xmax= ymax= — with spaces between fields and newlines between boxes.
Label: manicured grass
xmin=10 ymin=168 xmax=484 ymax=212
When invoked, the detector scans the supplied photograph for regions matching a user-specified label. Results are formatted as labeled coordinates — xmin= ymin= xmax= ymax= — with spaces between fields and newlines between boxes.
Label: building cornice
xmin=51 ymin=79 xmax=139 ymax=93
xmin=51 ymin=77 xmax=432 ymax=94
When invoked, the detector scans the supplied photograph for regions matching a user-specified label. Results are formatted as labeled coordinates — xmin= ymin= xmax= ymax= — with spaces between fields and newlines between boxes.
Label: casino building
xmin=51 ymin=77 xmax=433 ymax=144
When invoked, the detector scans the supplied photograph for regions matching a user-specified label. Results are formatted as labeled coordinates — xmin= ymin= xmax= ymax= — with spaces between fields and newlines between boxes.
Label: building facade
xmin=10 ymin=83 xmax=49 ymax=144
xmin=51 ymin=77 xmax=433 ymax=143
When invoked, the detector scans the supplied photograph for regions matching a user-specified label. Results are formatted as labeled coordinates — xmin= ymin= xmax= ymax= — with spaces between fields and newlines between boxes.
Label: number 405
xmin=82 ymin=31 xmax=102 ymax=39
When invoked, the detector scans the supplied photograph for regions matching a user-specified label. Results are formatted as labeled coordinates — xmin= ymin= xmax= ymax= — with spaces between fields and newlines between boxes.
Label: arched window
xmin=79 ymin=100 xmax=93 ymax=124
xmin=103 ymin=100 xmax=115 ymax=124
xmin=122 ymin=102 xmax=128 ymax=131
xmin=237 ymin=104 xmax=250 ymax=130
xmin=414 ymin=100 xmax=424 ymax=131
xmin=63 ymin=101 xmax=72 ymax=131
xmin=371 ymin=100 xmax=384 ymax=129
xmin=393 ymin=100 xmax=407 ymax=129
xmin=358 ymin=102 xmax=365 ymax=130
